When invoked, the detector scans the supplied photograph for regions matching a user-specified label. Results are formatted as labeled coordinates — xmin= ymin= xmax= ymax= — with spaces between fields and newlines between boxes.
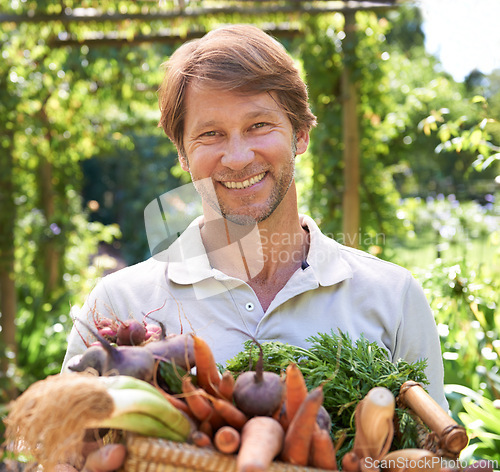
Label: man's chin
xmin=221 ymin=212 xmax=260 ymax=226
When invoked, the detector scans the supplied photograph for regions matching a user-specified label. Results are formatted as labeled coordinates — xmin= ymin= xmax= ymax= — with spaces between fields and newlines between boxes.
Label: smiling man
xmin=62 ymin=25 xmax=446 ymax=471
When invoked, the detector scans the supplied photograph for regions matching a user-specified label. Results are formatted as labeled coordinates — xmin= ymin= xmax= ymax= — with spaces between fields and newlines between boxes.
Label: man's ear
xmin=178 ymin=154 xmax=189 ymax=171
xmin=295 ymin=129 xmax=310 ymax=156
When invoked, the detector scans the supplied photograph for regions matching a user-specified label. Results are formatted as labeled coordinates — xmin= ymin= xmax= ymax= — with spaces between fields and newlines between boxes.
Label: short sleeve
xmin=394 ymin=274 xmax=448 ymax=411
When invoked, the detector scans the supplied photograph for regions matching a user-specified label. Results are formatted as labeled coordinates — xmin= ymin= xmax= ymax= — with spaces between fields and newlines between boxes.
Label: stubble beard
xmin=190 ymin=138 xmax=297 ymax=226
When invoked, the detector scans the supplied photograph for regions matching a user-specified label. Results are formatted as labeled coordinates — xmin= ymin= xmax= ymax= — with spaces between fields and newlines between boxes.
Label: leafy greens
xmin=224 ymin=330 xmax=429 ymax=456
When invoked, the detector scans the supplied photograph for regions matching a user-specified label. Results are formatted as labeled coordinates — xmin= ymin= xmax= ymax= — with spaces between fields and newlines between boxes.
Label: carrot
xmin=198 ymin=418 xmax=213 ymax=438
xmin=309 ymin=425 xmax=338 ymax=470
xmin=237 ymin=416 xmax=284 ymax=472
xmin=157 ymin=388 xmax=194 ymax=418
xmin=152 ymin=367 xmax=195 ymax=419
xmin=211 ymin=397 xmax=248 ymax=430
xmin=190 ymin=430 xmax=213 ymax=448
xmin=181 ymin=376 xmax=213 ymax=422
xmin=281 ymin=385 xmax=324 ymax=466
xmin=208 ymin=407 xmax=227 ymax=431
xmin=214 ymin=425 xmax=241 ymax=454
xmin=285 ymin=363 xmax=308 ymax=423
xmin=275 ymin=400 xmax=289 ymax=431
xmin=192 ymin=335 xmax=220 ymax=396
xmin=218 ymin=370 xmax=235 ymax=402
xmin=341 ymin=451 xmax=361 ymax=471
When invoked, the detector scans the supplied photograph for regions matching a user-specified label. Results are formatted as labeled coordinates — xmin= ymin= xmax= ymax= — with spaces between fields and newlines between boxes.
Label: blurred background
xmin=0 ymin=0 xmax=498 ymax=463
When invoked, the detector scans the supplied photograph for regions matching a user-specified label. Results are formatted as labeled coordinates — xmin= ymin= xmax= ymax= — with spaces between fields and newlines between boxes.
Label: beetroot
xmin=98 ymin=326 xmax=118 ymax=341
xmin=144 ymin=323 xmax=163 ymax=342
xmin=66 ymin=345 xmax=107 ymax=375
xmin=95 ymin=317 xmax=115 ymax=329
xmin=116 ymin=319 xmax=147 ymax=346
xmin=143 ymin=333 xmax=195 ymax=371
xmin=232 ymin=341 xmax=284 ymax=417
xmin=70 ymin=321 xmax=155 ymax=381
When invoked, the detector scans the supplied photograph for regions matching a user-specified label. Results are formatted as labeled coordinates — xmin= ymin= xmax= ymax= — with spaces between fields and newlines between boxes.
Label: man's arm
xmin=395 ymin=274 xmax=448 ymax=411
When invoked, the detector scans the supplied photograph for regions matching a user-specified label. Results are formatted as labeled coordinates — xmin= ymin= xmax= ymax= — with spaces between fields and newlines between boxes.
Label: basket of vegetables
xmin=3 ymin=318 xmax=469 ymax=472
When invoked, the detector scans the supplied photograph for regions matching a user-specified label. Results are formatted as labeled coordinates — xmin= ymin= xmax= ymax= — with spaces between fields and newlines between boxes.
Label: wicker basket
xmin=118 ymin=381 xmax=468 ymax=472
xmin=120 ymin=434 xmax=332 ymax=472
xmin=119 ymin=416 xmax=466 ymax=472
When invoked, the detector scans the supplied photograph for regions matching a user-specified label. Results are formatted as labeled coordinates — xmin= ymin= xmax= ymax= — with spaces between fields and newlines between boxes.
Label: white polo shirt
xmin=63 ymin=214 xmax=447 ymax=409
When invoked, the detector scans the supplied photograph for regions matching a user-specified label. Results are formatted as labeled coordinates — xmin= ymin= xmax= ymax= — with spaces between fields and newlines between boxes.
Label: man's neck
xmin=199 ymin=206 xmax=309 ymax=311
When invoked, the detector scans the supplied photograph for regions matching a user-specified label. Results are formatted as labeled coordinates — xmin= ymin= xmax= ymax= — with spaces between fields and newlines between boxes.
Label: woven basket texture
xmin=120 ymin=434 xmax=332 ymax=472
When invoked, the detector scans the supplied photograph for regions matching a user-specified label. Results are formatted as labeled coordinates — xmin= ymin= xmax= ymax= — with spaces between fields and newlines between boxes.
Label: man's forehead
xmin=184 ymin=85 xmax=283 ymax=119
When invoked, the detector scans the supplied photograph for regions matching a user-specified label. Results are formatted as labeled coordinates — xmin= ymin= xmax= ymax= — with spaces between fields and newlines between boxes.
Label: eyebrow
xmin=191 ymin=109 xmax=280 ymax=134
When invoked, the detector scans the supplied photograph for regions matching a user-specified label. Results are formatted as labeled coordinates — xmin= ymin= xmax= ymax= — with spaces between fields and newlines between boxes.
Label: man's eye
xmin=252 ymin=122 xmax=268 ymax=129
xmin=201 ymin=131 xmax=217 ymax=137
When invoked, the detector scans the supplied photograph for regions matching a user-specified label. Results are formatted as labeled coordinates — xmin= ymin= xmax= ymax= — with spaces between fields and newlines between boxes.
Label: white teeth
xmin=222 ymin=172 xmax=266 ymax=189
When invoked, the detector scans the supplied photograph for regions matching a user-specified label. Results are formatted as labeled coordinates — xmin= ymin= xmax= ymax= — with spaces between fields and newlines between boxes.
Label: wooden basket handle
xmin=398 ymin=381 xmax=468 ymax=454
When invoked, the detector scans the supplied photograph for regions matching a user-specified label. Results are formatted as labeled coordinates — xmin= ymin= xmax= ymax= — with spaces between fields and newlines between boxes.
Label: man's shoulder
xmin=331 ymin=243 xmax=414 ymax=291
xmin=339 ymin=244 xmax=411 ymax=275
xmin=100 ymin=256 xmax=167 ymax=286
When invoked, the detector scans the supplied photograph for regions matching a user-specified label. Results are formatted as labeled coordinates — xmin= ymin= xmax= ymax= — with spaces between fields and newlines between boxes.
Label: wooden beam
xmin=341 ymin=9 xmax=360 ymax=248
xmin=0 ymin=1 xmax=398 ymax=25
xmin=48 ymin=24 xmax=302 ymax=47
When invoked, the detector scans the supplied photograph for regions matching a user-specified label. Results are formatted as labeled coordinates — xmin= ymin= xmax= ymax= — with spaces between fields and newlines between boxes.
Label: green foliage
xmin=387 ymin=195 xmax=498 ymax=268
xmin=420 ymin=96 xmax=500 ymax=176
xmin=225 ymin=331 xmax=429 ymax=458
xmin=82 ymin=132 xmax=181 ymax=264
xmin=414 ymin=258 xmax=499 ymax=397
xmin=460 ymin=395 xmax=500 ymax=461
xmin=444 ymin=385 xmax=500 ymax=463
xmin=395 ymin=196 xmax=499 ymax=463
xmin=14 ymin=209 xmax=121 ymax=388
xmin=296 ymin=5 xmax=494 ymax=258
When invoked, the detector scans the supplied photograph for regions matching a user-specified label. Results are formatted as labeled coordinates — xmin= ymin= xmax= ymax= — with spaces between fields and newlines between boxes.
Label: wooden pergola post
xmin=341 ymin=10 xmax=360 ymax=248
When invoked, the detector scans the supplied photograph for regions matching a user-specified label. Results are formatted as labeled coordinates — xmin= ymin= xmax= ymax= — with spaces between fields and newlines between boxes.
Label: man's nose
xmin=220 ymin=135 xmax=254 ymax=170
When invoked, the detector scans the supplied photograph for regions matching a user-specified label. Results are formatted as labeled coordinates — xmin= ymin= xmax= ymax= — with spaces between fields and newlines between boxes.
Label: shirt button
xmin=245 ymin=302 xmax=255 ymax=311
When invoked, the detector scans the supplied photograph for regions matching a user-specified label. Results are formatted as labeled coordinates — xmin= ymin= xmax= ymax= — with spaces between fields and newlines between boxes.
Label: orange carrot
xmin=157 ymin=388 xmax=194 ymax=418
xmin=208 ymin=407 xmax=227 ymax=431
xmin=191 ymin=430 xmax=213 ymax=448
xmin=193 ymin=335 xmax=220 ymax=396
xmin=214 ymin=425 xmax=241 ymax=454
xmin=218 ymin=370 xmax=235 ymax=402
xmin=211 ymin=397 xmax=248 ymax=430
xmin=152 ymin=363 xmax=194 ymax=418
xmin=275 ymin=400 xmax=290 ymax=431
xmin=281 ymin=386 xmax=324 ymax=466
xmin=237 ymin=416 xmax=284 ymax=472
xmin=285 ymin=363 xmax=308 ymax=423
xmin=342 ymin=451 xmax=361 ymax=471
xmin=309 ymin=425 xmax=338 ymax=470
xmin=182 ymin=376 xmax=213 ymax=422
xmin=198 ymin=419 xmax=213 ymax=438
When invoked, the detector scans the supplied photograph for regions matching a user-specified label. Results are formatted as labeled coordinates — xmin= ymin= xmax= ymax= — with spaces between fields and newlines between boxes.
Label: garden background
xmin=0 ymin=0 xmax=499 ymax=464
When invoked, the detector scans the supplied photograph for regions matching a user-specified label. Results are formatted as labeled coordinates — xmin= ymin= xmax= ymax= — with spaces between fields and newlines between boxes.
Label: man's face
xmin=180 ymin=83 xmax=309 ymax=225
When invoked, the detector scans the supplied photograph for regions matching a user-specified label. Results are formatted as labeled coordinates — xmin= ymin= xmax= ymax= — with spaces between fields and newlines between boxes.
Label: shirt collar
xmin=164 ymin=216 xmax=214 ymax=285
xmin=166 ymin=214 xmax=353 ymax=287
xmin=299 ymin=214 xmax=353 ymax=286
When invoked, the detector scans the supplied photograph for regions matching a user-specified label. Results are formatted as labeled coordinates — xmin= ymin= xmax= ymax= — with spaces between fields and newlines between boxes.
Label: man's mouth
xmin=220 ymin=172 xmax=266 ymax=189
